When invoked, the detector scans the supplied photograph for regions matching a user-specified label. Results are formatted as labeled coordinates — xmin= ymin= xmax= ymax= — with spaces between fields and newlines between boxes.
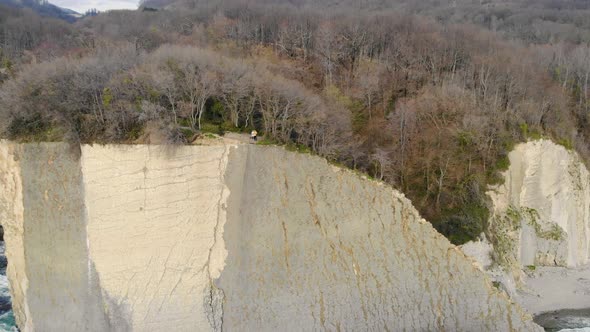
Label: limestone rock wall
xmin=488 ymin=140 xmax=590 ymax=268
xmin=0 ymin=141 xmax=541 ymax=331
xmin=0 ymin=143 xmax=109 ymax=331
xmin=80 ymin=145 xmax=231 ymax=331
xmin=0 ymin=144 xmax=29 ymax=330
xmin=220 ymin=146 xmax=539 ymax=331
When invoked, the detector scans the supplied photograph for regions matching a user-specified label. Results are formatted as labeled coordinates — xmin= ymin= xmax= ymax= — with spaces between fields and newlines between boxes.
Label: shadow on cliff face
xmin=89 ymin=261 xmax=132 ymax=332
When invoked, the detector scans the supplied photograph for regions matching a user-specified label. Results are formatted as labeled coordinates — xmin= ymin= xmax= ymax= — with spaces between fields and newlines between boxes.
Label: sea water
xmin=0 ymin=243 xmax=16 ymax=332
xmin=535 ymin=308 xmax=590 ymax=332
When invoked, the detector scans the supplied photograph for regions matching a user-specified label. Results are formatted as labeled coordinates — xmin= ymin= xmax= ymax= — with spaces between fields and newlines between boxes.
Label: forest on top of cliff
xmin=1 ymin=0 xmax=590 ymax=245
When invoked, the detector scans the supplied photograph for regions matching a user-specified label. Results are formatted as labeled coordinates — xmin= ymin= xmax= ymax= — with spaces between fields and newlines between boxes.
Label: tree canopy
xmin=2 ymin=0 xmax=590 ymax=244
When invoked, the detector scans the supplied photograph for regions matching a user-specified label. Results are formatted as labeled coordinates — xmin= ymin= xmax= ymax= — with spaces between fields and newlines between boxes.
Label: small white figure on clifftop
xmin=250 ymin=130 xmax=258 ymax=142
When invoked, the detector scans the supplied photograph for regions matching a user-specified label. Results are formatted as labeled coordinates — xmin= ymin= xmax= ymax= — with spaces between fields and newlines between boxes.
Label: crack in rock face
xmin=204 ymin=283 xmax=224 ymax=331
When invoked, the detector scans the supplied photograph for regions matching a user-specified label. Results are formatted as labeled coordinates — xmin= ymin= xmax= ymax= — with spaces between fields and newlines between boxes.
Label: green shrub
xmin=102 ymin=88 xmax=113 ymax=108
xmin=256 ymin=137 xmax=278 ymax=145
xmin=200 ymin=122 xmax=222 ymax=135
xmin=435 ymin=200 xmax=489 ymax=245
xmin=204 ymin=133 xmax=217 ymax=139
xmin=456 ymin=131 xmax=474 ymax=148
xmin=495 ymin=155 xmax=510 ymax=171
xmin=7 ymin=114 xmax=59 ymax=141
xmin=519 ymin=123 xmax=529 ymax=138
xmin=519 ymin=123 xmax=542 ymax=140
xmin=557 ymin=138 xmax=574 ymax=150
xmin=285 ymin=143 xmax=312 ymax=154
xmin=528 ymin=130 xmax=542 ymax=140
xmin=219 ymin=121 xmax=243 ymax=133
xmin=180 ymin=128 xmax=194 ymax=140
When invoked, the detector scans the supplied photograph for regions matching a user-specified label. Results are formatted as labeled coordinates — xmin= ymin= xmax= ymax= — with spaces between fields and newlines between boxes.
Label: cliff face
xmin=488 ymin=140 xmax=590 ymax=269
xmin=0 ymin=141 xmax=540 ymax=331
xmin=0 ymin=143 xmax=29 ymax=330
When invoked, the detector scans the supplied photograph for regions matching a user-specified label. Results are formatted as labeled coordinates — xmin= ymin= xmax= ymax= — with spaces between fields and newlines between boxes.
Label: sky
xmin=50 ymin=0 xmax=138 ymax=13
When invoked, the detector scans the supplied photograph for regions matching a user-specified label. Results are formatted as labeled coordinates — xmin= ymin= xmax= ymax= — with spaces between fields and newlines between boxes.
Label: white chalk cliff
xmin=488 ymin=139 xmax=590 ymax=269
xmin=0 ymin=140 xmax=540 ymax=331
xmin=472 ymin=139 xmax=590 ymax=316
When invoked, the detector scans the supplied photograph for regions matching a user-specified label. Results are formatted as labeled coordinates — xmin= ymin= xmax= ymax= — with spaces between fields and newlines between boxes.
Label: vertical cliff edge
xmin=471 ymin=139 xmax=590 ymax=315
xmin=488 ymin=139 xmax=590 ymax=270
xmin=0 ymin=141 xmax=540 ymax=331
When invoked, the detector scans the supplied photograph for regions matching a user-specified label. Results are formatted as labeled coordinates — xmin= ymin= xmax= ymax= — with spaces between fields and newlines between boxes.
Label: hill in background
xmin=0 ymin=0 xmax=81 ymax=22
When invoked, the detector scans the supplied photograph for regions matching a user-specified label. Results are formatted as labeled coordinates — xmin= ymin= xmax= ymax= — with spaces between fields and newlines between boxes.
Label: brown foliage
xmin=2 ymin=0 xmax=590 ymax=243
